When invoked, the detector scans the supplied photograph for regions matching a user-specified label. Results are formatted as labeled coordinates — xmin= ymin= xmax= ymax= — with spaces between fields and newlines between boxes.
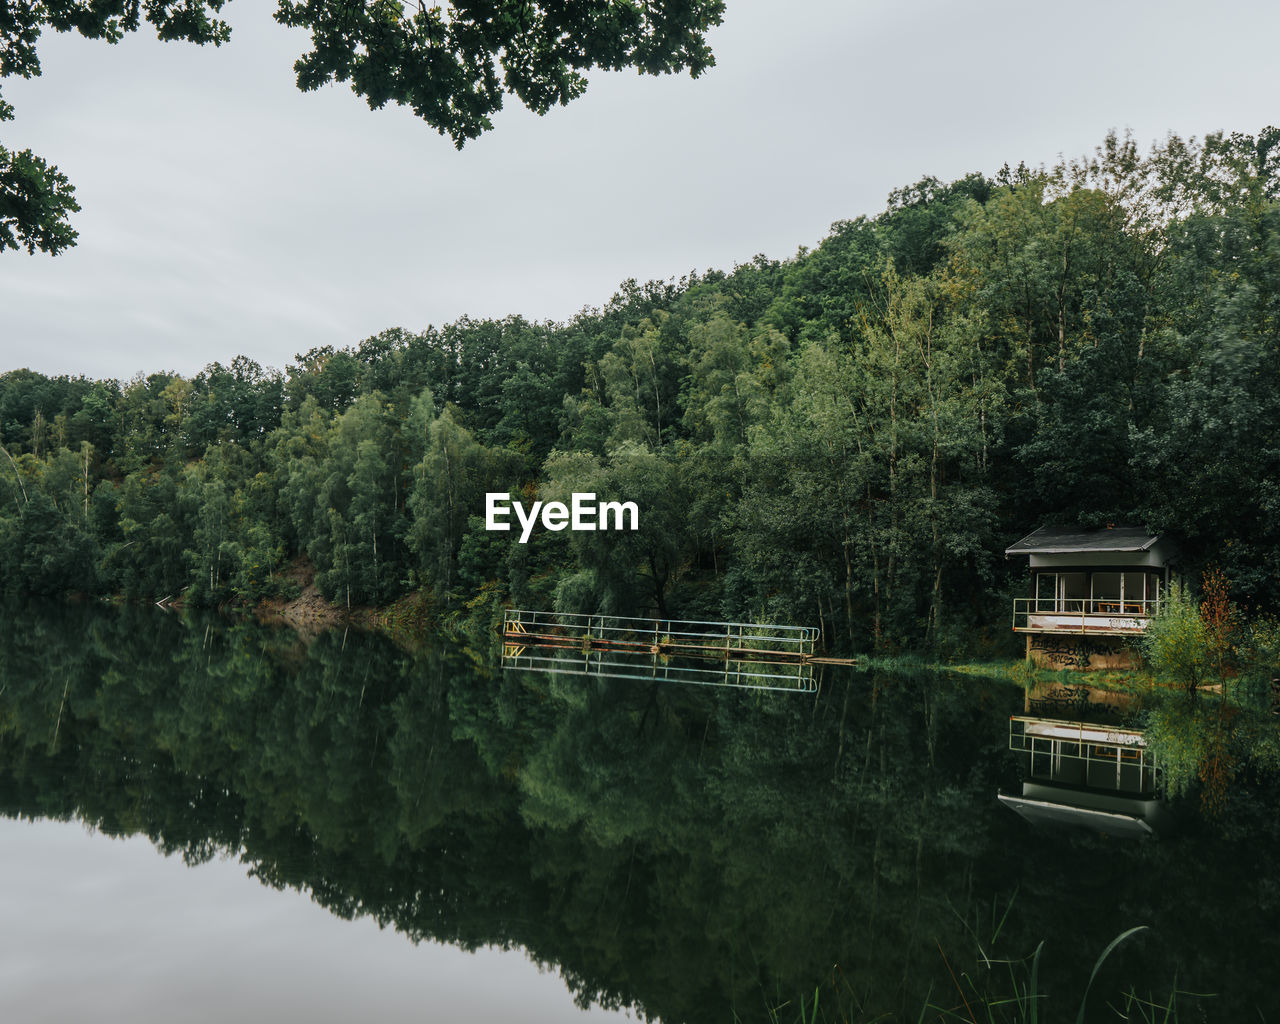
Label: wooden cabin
xmin=1006 ymin=525 xmax=1175 ymax=670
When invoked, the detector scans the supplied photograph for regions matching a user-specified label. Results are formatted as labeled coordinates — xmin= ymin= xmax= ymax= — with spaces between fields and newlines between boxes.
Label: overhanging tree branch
xmin=1 ymin=0 xmax=724 ymax=253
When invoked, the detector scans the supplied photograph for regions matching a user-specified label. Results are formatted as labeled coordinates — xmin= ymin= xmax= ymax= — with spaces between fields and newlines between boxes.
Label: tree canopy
xmin=1 ymin=127 xmax=1277 ymax=658
xmin=0 ymin=0 xmax=725 ymax=254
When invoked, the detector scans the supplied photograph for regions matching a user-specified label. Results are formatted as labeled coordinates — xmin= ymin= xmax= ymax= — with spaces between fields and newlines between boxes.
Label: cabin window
xmin=1035 ymin=573 xmax=1056 ymax=611
xmin=1092 ymin=572 xmax=1122 ymax=611
xmin=1094 ymin=572 xmax=1156 ymax=614
xmin=1060 ymin=572 xmax=1087 ymax=612
xmin=1034 ymin=572 xmax=1087 ymax=612
xmin=1035 ymin=570 xmax=1162 ymax=616
xmin=1122 ymin=572 xmax=1145 ymax=611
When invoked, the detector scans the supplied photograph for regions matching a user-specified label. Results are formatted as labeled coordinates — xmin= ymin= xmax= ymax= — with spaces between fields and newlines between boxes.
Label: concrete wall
xmin=1026 ymin=633 xmax=1142 ymax=671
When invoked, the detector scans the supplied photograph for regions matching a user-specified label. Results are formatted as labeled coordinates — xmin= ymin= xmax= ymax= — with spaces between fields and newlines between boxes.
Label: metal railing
xmin=500 ymin=609 xmax=821 ymax=692
xmin=1012 ymin=596 xmax=1160 ymax=634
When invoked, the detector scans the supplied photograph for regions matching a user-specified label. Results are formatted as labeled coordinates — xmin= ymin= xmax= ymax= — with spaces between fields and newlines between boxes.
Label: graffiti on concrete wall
xmin=1029 ymin=634 xmax=1117 ymax=668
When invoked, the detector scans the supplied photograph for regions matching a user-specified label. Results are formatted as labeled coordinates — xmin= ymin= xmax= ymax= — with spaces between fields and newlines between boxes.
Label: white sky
xmin=1 ymin=0 xmax=1278 ymax=381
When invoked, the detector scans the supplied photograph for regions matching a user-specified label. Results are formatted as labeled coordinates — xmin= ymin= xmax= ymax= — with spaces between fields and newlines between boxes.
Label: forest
xmin=1 ymin=127 xmax=1277 ymax=654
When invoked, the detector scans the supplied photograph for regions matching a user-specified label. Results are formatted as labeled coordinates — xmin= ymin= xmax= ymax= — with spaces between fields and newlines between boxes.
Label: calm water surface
xmin=0 ymin=602 xmax=1276 ymax=1021
xmin=1 ymin=818 xmax=628 ymax=1023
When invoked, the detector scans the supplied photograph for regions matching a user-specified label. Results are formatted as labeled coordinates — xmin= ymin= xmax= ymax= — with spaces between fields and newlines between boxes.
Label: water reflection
xmin=0 ymin=602 xmax=1276 ymax=1020
xmin=1 ymin=818 xmax=625 ymax=1024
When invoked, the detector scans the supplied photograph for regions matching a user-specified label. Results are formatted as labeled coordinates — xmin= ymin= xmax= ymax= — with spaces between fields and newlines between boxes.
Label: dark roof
xmin=1005 ymin=525 xmax=1159 ymax=556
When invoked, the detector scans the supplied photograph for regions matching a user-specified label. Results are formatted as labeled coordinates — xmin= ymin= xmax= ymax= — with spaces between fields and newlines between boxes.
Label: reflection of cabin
xmin=998 ymin=716 xmax=1168 ymax=838
xmin=1006 ymin=525 xmax=1175 ymax=670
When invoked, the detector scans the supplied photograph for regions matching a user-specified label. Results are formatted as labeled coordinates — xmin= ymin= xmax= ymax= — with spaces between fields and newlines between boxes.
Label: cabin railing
xmin=1012 ymin=597 xmax=1160 ymax=634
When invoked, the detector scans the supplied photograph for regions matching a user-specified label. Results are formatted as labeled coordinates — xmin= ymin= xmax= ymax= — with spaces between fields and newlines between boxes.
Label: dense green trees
xmin=1 ymin=127 xmax=1277 ymax=653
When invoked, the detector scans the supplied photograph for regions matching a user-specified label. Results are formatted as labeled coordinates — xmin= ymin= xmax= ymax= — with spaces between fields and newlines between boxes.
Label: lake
xmin=0 ymin=601 xmax=1275 ymax=1021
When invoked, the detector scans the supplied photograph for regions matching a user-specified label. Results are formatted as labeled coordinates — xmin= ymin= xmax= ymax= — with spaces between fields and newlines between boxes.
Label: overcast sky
xmin=1 ymin=0 xmax=1277 ymax=382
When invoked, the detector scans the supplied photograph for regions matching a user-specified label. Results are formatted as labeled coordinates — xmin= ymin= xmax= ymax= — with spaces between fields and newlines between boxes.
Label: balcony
xmin=1012 ymin=597 xmax=1159 ymax=636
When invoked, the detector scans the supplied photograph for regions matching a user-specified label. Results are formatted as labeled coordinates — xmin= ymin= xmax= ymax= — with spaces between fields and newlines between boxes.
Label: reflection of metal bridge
xmin=501 ymin=609 xmax=854 ymax=692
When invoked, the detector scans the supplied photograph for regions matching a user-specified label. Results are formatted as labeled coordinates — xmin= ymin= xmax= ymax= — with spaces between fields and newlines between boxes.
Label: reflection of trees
xmin=1139 ymin=573 xmax=1280 ymax=815
xmin=0 ymin=604 xmax=1274 ymax=1019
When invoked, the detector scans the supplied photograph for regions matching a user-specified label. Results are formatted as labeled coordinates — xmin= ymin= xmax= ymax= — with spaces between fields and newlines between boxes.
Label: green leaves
xmin=1139 ymin=583 xmax=1211 ymax=696
xmin=1074 ymin=926 xmax=1149 ymax=1024
xmin=0 ymin=1 xmax=231 ymax=252
xmin=0 ymin=144 xmax=79 ymax=255
xmin=1 ymin=0 xmax=722 ymax=252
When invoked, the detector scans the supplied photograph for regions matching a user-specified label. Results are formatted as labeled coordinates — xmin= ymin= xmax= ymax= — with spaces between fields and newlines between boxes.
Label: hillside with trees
xmin=1 ymin=127 xmax=1277 ymax=654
